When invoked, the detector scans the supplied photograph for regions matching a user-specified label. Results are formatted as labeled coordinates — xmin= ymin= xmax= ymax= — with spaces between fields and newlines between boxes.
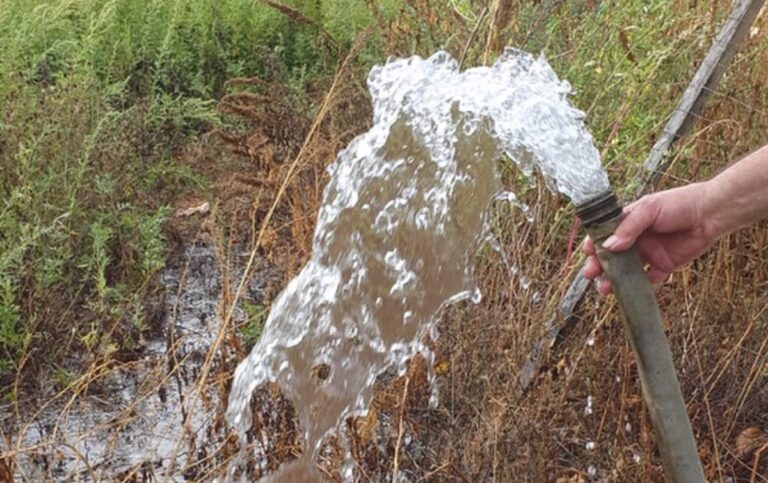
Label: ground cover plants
xmin=1 ymin=0 xmax=768 ymax=481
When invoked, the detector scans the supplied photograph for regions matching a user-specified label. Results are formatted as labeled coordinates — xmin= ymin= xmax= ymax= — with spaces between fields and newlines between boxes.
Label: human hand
xmin=582 ymin=182 xmax=720 ymax=295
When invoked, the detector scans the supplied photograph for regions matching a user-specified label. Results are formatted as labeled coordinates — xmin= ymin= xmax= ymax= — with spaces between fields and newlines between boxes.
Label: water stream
xmin=225 ymin=49 xmax=609 ymax=481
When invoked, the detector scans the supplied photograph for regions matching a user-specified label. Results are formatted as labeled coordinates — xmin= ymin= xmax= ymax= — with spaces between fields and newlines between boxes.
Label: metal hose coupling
xmin=576 ymin=190 xmax=622 ymax=237
xmin=576 ymin=190 xmax=705 ymax=483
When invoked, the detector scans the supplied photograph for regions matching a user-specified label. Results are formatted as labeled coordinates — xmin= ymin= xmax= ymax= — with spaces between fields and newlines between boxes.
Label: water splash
xmin=225 ymin=48 xmax=609 ymax=481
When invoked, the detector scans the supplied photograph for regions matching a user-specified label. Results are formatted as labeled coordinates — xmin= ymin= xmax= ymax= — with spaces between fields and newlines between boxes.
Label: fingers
xmin=582 ymin=235 xmax=596 ymax=256
xmin=582 ymin=236 xmax=670 ymax=295
xmin=582 ymin=244 xmax=611 ymax=293
xmin=582 ymin=236 xmax=602 ymax=280
xmin=583 ymin=236 xmax=610 ymax=293
xmin=646 ymin=268 xmax=670 ymax=285
xmin=583 ymin=255 xmax=602 ymax=279
xmin=602 ymin=197 xmax=659 ymax=252
xmin=596 ymin=276 xmax=612 ymax=295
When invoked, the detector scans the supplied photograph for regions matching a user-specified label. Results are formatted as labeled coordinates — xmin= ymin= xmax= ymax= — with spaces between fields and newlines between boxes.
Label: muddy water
xmin=225 ymin=49 xmax=609 ymax=481
xmin=4 ymin=242 xmax=273 ymax=481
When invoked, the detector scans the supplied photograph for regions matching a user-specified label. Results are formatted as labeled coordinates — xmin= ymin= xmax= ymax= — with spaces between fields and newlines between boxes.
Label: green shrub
xmin=0 ymin=0 xmax=387 ymax=385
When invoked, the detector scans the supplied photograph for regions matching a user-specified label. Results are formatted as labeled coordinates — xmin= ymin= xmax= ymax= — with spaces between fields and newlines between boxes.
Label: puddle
xmin=3 ymin=242 xmax=276 ymax=481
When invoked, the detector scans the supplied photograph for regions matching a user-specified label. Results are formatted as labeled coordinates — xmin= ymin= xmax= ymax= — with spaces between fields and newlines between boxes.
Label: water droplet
xmin=428 ymin=389 xmax=439 ymax=408
xmin=429 ymin=323 xmax=440 ymax=341
xmin=520 ymin=275 xmax=531 ymax=290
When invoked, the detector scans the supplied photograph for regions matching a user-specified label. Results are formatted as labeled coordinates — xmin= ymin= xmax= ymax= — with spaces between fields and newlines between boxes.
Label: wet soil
xmin=4 ymin=241 xmax=277 ymax=482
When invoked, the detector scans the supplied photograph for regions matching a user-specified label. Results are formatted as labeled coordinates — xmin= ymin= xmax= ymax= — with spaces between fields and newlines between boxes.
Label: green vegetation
xmin=0 ymin=0 xmax=393 ymax=383
xmin=4 ymin=0 xmax=768 ymax=480
xmin=240 ymin=300 xmax=266 ymax=348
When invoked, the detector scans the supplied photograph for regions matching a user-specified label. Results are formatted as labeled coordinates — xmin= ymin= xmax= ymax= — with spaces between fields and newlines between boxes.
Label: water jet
xmin=224 ymin=48 xmax=705 ymax=482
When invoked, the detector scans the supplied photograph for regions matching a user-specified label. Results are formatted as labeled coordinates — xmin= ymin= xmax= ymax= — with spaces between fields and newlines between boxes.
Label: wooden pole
xmin=518 ymin=0 xmax=766 ymax=395
xmin=639 ymin=0 xmax=766 ymax=194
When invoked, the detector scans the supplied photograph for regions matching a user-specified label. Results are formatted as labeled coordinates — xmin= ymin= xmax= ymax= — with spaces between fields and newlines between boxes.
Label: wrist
xmin=698 ymin=144 xmax=768 ymax=238
xmin=698 ymin=178 xmax=731 ymax=241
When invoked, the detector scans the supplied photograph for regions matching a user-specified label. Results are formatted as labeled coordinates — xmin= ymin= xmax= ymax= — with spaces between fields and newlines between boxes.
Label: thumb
xmin=602 ymin=198 xmax=658 ymax=252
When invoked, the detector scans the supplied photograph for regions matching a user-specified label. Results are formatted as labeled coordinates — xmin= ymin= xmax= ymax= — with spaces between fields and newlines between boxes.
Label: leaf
xmin=175 ymin=201 xmax=210 ymax=217
xmin=736 ymin=426 xmax=765 ymax=457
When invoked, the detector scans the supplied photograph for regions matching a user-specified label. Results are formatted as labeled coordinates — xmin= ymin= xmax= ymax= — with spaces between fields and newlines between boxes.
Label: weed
xmin=0 ymin=278 xmax=25 ymax=373
xmin=4 ymin=0 xmax=768 ymax=481
xmin=240 ymin=300 xmax=267 ymax=348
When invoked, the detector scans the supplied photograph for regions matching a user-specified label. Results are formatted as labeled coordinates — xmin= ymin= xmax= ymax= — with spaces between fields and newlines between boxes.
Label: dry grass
xmin=5 ymin=1 xmax=768 ymax=482
xmin=333 ymin=3 xmax=768 ymax=482
xmin=404 ymin=6 xmax=768 ymax=482
xmin=209 ymin=3 xmax=768 ymax=481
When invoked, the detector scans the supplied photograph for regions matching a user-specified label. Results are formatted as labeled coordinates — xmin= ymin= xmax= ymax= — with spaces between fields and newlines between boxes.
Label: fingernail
xmin=602 ymin=235 xmax=618 ymax=249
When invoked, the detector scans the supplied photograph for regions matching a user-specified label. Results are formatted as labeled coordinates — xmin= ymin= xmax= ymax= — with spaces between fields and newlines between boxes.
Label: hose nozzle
xmin=575 ymin=191 xmax=622 ymax=231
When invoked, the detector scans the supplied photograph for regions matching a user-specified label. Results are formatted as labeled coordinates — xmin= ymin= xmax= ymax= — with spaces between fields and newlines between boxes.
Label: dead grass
xmin=410 ymin=7 xmax=768 ymax=482
xmin=5 ymin=1 xmax=768 ymax=482
xmin=335 ymin=3 xmax=768 ymax=482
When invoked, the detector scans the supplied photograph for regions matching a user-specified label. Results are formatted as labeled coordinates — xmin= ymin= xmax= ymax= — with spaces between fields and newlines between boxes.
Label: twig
xmin=692 ymin=332 xmax=724 ymax=480
xmin=60 ymin=442 xmax=98 ymax=483
xmin=392 ymin=376 xmax=411 ymax=481
xmin=751 ymin=441 xmax=768 ymax=483
xmin=458 ymin=6 xmax=489 ymax=70
xmin=417 ymin=462 xmax=450 ymax=481
xmin=259 ymin=0 xmax=339 ymax=51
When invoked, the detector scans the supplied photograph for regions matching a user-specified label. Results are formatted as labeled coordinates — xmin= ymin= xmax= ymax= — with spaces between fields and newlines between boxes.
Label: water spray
xmin=577 ymin=191 xmax=705 ymax=483
xmin=225 ymin=49 xmax=708 ymax=481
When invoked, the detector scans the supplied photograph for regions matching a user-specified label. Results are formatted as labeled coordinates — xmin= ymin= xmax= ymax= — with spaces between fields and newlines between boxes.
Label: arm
xmin=703 ymin=144 xmax=768 ymax=238
xmin=583 ymin=144 xmax=768 ymax=294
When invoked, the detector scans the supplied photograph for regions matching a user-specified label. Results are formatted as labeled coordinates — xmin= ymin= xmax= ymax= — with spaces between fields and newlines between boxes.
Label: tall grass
xmin=4 ymin=0 xmax=768 ymax=480
xmin=0 ymin=0 xmax=395 ymax=389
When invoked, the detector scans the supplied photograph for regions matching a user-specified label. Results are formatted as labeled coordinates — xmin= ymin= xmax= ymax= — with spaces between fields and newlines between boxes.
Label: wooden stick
xmin=518 ymin=0 xmax=766 ymax=394
xmin=639 ymin=0 xmax=765 ymax=194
